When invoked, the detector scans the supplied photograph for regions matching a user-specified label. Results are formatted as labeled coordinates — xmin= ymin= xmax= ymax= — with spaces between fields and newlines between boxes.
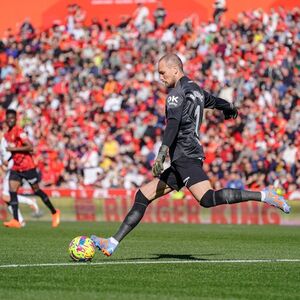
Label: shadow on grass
xmin=111 ymin=253 xmax=219 ymax=261
xmin=150 ymin=254 xmax=211 ymax=260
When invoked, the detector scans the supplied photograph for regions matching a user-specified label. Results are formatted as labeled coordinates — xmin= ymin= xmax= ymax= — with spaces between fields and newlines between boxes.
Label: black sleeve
xmin=162 ymin=118 xmax=180 ymax=147
xmin=203 ymin=89 xmax=232 ymax=110
xmin=162 ymin=91 xmax=184 ymax=147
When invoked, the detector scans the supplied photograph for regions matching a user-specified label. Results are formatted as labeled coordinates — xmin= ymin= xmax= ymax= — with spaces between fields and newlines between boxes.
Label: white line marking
xmin=0 ymin=259 xmax=300 ymax=268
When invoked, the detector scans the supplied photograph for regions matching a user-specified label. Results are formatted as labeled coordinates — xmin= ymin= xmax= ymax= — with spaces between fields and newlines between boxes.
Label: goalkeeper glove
xmin=152 ymin=145 xmax=168 ymax=177
xmin=223 ymin=103 xmax=238 ymax=120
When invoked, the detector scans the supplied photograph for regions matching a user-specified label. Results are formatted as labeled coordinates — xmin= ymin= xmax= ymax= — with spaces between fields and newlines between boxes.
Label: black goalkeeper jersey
xmin=164 ymin=76 xmax=231 ymax=162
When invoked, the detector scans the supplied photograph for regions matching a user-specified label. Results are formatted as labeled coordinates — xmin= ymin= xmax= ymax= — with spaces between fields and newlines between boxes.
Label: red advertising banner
xmin=101 ymin=195 xmax=282 ymax=225
xmin=2 ymin=188 xmax=296 ymax=226
xmin=91 ymin=0 xmax=157 ymax=4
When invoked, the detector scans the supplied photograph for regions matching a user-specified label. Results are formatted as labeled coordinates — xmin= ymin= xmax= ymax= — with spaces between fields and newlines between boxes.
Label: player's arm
xmin=0 ymin=147 xmax=8 ymax=173
xmin=0 ymin=163 xmax=6 ymax=177
xmin=0 ymin=160 xmax=8 ymax=172
xmin=0 ymin=137 xmax=11 ymax=168
xmin=161 ymin=118 xmax=180 ymax=148
xmin=152 ymin=92 xmax=184 ymax=177
xmin=6 ymin=139 xmax=33 ymax=153
xmin=203 ymin=89 xmax=238 ymax=119
xmin=152 ymin=118 xmax=180 ymax=177
xmin=6 ymin=130 xmax=33 ymax=153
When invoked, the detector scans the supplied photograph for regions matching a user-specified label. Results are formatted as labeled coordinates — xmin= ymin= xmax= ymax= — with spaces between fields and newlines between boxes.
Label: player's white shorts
xmin=2 ymin=170 xmax=10 ymax=196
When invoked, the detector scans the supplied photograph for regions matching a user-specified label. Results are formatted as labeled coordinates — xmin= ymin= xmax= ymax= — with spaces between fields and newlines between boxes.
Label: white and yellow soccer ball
xmin=69 ymin=236 xmax=95 ymax=262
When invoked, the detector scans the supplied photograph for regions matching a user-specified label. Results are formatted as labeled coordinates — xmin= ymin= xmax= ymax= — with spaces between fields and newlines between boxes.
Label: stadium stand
xmin=0 ymin=4 xmax=299 ymax=197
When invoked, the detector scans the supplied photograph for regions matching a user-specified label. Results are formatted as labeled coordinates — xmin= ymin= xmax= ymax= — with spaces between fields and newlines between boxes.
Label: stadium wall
xmin=1 ymin=188 xmax=299 ymax=225
xmin=0 ymin=0 xmax=298 ymax=36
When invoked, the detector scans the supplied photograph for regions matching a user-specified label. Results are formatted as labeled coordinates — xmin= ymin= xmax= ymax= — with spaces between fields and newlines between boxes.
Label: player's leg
xmin=31 ymin=182 xmax=55 ymax=212
xmin=189 ymin=179 xmax=290 ymax=213
xmin=6 ymin=205 xmax=26 ymax=227
xmin=30 ymin=180 xmax=60 ymax=227
xmin=179 ymin=158 xmax=290 ymax=213
xmin=17 ymin=195 xmax=42 ymax=217
xmin=4 ymin=170 xmax=41 ymax=219
xmin=188 ymin=180 xmax=260 ymax=203
xmin=91 ymin=173 xmax=175 ymax=256
xmin=112 ymin=178 xmax=173 ymax=242
xmin=3 ymin=192 xmax=25 ymax=227
xmin=3 ymin=171 xmax=22 ymax=227
xmin=2 ymin=171 xmax=26 ymax=226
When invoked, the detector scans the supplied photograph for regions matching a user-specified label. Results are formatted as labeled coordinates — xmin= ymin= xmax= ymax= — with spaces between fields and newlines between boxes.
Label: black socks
xmin=35 ymin=189 xmax=56 ymax=214
xmin=201 ymin=188 xmax=262 ymax=208
xmin=9 ymin=191 xmax=19 ymax=220
xmin=113 ymin=190 xmax=150 ymax=242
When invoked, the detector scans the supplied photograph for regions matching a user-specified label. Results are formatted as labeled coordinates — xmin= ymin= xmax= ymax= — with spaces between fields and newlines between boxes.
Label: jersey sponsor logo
xmin=167 ymin=95 xmax=179 ymax=106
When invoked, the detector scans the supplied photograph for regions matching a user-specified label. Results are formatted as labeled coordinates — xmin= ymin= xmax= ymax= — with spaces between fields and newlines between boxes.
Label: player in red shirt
xmin=3 ymin=109 xmax=60 ymax=228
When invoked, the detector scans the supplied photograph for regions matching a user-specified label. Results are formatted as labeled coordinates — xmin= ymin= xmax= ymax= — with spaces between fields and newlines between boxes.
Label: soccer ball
xmin=69 ymin=236 xmax=95 ymax=262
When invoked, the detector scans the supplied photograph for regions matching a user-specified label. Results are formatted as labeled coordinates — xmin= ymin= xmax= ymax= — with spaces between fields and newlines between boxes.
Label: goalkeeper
xmin=91 ymin=54 xmax=290 ymax=256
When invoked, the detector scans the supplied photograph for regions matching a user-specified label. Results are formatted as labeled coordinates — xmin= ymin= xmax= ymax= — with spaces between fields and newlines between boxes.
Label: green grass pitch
xmin=0 ymin=221 xmax=300 ymax=300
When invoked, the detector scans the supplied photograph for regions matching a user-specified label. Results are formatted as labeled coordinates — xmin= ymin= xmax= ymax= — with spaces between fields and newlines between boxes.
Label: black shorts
xmin=159 ymin=157 xmax=209 ymax=191
xmin=9 ymin=168 xmax=40 ymax=185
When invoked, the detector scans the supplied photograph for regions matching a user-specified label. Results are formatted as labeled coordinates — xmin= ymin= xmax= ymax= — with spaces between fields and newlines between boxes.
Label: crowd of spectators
xmin=0 ymin=3 xmax=299 ymax=197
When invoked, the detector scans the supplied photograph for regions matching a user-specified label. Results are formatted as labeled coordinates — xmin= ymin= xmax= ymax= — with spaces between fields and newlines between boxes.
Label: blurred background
xmin=0 ymin=0 xmax=299 ymax=224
